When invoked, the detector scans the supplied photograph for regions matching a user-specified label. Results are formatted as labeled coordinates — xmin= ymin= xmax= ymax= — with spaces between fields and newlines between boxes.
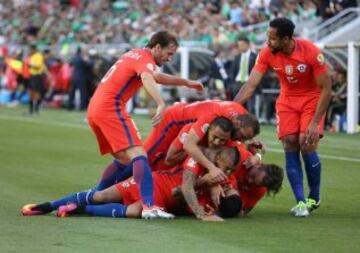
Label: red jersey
xmin=88 ymin=48 xmax=156 ymax=116
xmin=145 ymin=100 xmax=247 ymax=165
xmin=182 ymin=100 xmax=248 ymax=139
xmin=254 ymin=38 xmax=328 ymax=97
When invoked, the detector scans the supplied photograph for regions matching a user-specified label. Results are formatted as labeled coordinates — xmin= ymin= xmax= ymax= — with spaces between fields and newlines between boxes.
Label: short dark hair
xmin=219 ymin=147 xmax=240 ymax=168
xmin=210 ymin=116 xmax=234 ymax=133
xmin=269 ymin=18 xmax=295 ymax=39
xmin=146 ymin=31 xmax=179 ymax=49
xmin=262 ymin=164 xmax=284 ymax=195
xmin=218 ymin=195 xmax=242 ymax=218
xmin=237 ymin=36 xmax=250 ymax=44
xmin=234 ymin=114 xmax=260 ymax=136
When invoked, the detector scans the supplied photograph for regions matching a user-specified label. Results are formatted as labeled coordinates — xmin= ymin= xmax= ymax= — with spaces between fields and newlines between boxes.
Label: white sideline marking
xmin=1 ymin=114 xmax=359 ymax=163
xmin=267 ymin=148 xmax=360 ymax=163
xmin=0 ymin=114 xmax=89 ymax=129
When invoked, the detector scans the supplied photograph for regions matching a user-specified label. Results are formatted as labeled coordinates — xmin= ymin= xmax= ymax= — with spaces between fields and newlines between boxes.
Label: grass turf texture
xmin=1 ymin=106 xmax=359 ymax=253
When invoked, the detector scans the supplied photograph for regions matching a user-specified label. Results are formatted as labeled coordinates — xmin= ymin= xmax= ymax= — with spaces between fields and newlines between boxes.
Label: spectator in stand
xmin=68 ymin=47 xmax=94 ymax=111
xmin=229 ymin=37 xmax=257 ymax=107
xmin=326 ymin=68 xmax=347 ymax=130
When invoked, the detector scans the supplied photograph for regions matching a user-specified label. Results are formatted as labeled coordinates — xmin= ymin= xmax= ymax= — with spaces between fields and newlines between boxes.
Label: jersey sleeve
xmin=308 ymin=45 xmax=328 ymax=77
xmin=133 ymin=51 xmax=156 ymax=76
xmin=183 ymin=156 xmax=202 ymax=176
xmin=241 ymin=186 xmax=267 ymax=209
xmin=253 ymin=48 xmax=270 ymax=74
xmin=190 ymin=113 xmax=217 ymax=140
xmin=172 ymin=123 xmax=193 ymax=150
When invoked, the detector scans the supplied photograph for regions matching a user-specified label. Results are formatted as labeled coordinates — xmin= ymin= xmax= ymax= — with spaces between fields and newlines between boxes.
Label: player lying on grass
xmin=22 ymin=147 xmax=240 ymax=221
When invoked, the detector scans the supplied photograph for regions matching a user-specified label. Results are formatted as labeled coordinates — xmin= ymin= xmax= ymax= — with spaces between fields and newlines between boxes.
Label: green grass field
xmin=1 ymin=106 xmax=360 ymax=253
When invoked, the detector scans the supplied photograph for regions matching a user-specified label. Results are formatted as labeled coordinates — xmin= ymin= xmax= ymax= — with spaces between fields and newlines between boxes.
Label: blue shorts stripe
xmin=115 ymin=76 xmax=137 ymax=146
xmin=148 ymin=119 xmax=196 ymax=155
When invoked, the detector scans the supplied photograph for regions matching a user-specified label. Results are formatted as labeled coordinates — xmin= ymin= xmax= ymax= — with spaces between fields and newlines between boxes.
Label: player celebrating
xmin=234 ymin=18 xmax=332 ymax=217
xmin=86 ymin=31 xmax=203 ymax=219
xmin=22 ymin=147 xmax=239 ymax=221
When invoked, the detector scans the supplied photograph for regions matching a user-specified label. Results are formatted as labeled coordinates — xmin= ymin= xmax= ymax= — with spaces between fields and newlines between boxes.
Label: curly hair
xmin=262 ymin=164 xmax=284 ymax=196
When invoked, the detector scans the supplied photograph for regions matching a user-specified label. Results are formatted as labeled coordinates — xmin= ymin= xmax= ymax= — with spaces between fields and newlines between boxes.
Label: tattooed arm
xmin=181 ymin=170 xmax=205 ymax=219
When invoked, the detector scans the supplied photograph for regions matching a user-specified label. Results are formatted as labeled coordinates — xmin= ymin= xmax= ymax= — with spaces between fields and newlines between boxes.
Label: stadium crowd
xmin=0 ymin=0 xmax=356 ymax=127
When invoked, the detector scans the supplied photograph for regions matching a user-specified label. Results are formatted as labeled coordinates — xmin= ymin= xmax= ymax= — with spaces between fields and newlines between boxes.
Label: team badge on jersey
xmin=187 ymin=158 xmax=197 ymax=168
xmin=317 ymin=53 xmax=325 ymax=65
xmin=122 ymin=181 xmax=130 ymax=188
xmin=285 ymin=65 xmax=293 ymax=75
xmin=146 ymin=63 xmax=155 ymax=71
xmin=201 ymin=123 xmax=210 ymax=134
xmin=179 ymin=132 xmax=188 ymax=144
xmin=297 ymin=64 xmax=307 ymax=73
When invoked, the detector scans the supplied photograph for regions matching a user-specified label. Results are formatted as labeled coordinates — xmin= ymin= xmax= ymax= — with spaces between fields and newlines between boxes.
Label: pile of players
xmin=22 ymin=100 xmax=284 ymax=221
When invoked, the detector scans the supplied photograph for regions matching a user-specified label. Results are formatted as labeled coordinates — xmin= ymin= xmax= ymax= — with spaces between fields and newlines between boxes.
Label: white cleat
xmin=290 ymin=201 xmax=310 ymax=217
xmin=141 ymin=206 xmax=175 ymax=220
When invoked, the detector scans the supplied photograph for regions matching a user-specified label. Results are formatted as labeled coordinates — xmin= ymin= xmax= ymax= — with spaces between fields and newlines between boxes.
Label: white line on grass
xmin=1 ymin=114 xmax=359 ymax=163
xmin=267 ymin=147 xmax=360 ymax=163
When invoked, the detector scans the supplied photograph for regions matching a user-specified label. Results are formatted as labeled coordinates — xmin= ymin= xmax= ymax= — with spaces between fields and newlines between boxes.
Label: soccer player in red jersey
xmin=87 ymin=31 xmax=203 ymax=219
xmin=234 ymin=18 xmax=332 ymax=217
xmin=230 ymin=144 xmax=284 ymax=216
xmin=22 ymin=147 xmax=239 ymax=221
xmin=144 ymin=100 xmax=258 ymax=178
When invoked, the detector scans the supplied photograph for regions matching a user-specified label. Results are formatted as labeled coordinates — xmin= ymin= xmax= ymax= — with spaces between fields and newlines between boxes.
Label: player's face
xmin=266 ymin=27 xmax=284 ymax=54
xmin=247 ymin=164 xmax=266 ymax=186
xmin=154 ymin=43 xmax=177 ymax=66
xmin=233 ymin=126 xmax=255 ymax=142
xmin=207 ymin=126 xmax=231 ymax=148
xmin=215 ymin=153 xmax=235 ymax=175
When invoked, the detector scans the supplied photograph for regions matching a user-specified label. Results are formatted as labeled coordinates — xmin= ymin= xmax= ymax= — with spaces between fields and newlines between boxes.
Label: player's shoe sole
xmin=21 ymin=204 xmax=45 ymax=216
xmin=57 ymin=203 xmax=78 ymax=218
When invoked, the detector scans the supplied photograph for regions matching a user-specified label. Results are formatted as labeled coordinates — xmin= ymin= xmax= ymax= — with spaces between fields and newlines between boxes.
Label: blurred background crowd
xmin=0 ymin=0 xmax=357 ymax=131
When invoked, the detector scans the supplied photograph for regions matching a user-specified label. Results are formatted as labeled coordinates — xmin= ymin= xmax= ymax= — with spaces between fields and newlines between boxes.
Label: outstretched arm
xmin=153 ymin=72 xmax=204 ymax=91
xmin=141 ymin=72 xmax=165 ymax=126
xmin=233 ymin=70 xmax=264 ymax=104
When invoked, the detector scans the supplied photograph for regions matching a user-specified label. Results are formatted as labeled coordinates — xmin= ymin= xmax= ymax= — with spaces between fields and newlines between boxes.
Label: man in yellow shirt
xmin=27 ymin=44 xmax=46 ymax=114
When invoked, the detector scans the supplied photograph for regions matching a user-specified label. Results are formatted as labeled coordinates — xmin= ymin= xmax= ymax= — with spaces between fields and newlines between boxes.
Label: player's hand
xmin=208 ymin=165 xmax=227 ymax=183
xmin=247 ymin=139 xmax=266 ymax=154
xmin=305 ymin=121 xmax=320 ymax=146
xmin=210 ymin=185 xmax=225 ymax=208
xmin=152 ymin=103 xmax=166 ymax=127
xmin=244 ymin=155 xmax=261 ymax=169
xmin=186 ymin=80 xmax=204 ymax=92
xmin=200 ymin=214 xmax=225 ymax=222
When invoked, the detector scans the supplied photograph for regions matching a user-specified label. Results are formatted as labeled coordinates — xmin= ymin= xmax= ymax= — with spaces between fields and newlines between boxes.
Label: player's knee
xmin=281 ymin=135 xmax=299 ymax=152
xmin=93 ymin=191 xmax=112 ymax=203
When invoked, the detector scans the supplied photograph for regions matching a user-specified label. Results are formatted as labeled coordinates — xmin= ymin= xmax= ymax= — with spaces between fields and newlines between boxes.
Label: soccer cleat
xmin=57 ymin=203 xmax=80 ymax=218
xmin=141 ymin=206 xmax=175 ymax=220
xmin=290 ymin=201 xmax=309 ymax=217
xmin=21 ymin=203 xmax=52 ymax=216
xmin=22 ymin=204 xmax=44 ymax=216
xmin=306 ymin=198 xmax=320 ymax=212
